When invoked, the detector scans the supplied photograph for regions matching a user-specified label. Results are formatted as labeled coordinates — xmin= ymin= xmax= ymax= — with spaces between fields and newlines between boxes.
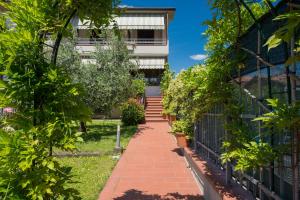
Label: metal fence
xmin=194 ymin=84 xmax=295 ymax=200
xmin=193 ymin=2 xmax=300 ymax=199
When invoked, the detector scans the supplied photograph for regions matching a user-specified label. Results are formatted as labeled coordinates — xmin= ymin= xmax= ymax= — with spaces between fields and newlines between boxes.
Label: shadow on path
xmin=113 ymin=189 xmax=203 ymax=200
xmin=171 ymin=148 xmax=184 ymax=157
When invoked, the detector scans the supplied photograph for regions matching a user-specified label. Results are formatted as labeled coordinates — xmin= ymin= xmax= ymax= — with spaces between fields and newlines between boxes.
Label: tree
xmin=61 ymin=31 xmax=139 ymax=116
xmin=0 ymin=0 xmax=119 ymax=198
xmin=160 ymin=63 xmax=174 ymax=94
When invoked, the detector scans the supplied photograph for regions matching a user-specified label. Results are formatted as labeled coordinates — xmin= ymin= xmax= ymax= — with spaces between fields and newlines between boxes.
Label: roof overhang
xmin=131 ymin=58 xmax=166 ymax=69
xmin=122 ymin=7 xmax=176 ymax=21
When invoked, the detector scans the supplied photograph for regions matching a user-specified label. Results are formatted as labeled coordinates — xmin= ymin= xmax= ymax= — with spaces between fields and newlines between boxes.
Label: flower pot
xmin=162 ymin=113 xmax=167 ymax=119
xmin=175 ymin=132 xmax=188 ymax=148
xmin=169 ymin=115 xmax=176 ymax=125
xmin=186 ymin=138 xmax=192 ymax=147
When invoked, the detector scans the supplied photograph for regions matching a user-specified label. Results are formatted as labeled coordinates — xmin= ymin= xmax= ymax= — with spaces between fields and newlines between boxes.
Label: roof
xmin=119 ymin=7 xmax=176 ymax=21
xmin=123 ymin=7 xmax=176 ymax=11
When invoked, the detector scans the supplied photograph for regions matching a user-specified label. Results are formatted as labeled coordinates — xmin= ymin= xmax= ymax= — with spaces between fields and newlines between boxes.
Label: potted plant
xmin=162 ymin=110 xmax=167 ymax=119
xmin=169 ymin=113 xmax=176 ymax=123
xmin=171 ymin=121 xmax=188 ymax=148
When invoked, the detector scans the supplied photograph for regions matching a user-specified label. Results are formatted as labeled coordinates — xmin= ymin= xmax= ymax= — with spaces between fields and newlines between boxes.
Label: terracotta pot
xmin=186 ymin=138 xmax=192 ymax=147
xmin=162 ymin=113 xmax=167 ymax=119
xmin=169 ymin=115 xmax=176 ymax=125
xmin=175 ymin=132 xmax=188 ymax=148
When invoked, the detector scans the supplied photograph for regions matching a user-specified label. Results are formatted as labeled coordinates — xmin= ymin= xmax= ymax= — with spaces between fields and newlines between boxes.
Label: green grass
xmin=58 ymin=120 xmax=137 ymax=200
xmin=60 ymin=156 xmax=116 ymax=200
xmin=78 ymin=120 xmax=137 ymax=153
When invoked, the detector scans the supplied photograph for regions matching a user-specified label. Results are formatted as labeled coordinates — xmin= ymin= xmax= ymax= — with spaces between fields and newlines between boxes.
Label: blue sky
xmin=121 ymin=0 xmax=211 ymax=73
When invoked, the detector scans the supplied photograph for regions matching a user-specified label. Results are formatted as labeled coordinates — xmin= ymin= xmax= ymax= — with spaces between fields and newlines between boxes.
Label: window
xmin=137 ymin=30 xmax=154 ymax=39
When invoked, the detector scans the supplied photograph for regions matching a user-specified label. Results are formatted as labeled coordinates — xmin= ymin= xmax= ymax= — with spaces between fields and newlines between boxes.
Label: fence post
xmin=194 ymin=122 xmax=198 ymax=152
xmin=225 ymin=116 xmax=232 ymax=185
xmin=115 ymin=124 xmax=122 ymax=152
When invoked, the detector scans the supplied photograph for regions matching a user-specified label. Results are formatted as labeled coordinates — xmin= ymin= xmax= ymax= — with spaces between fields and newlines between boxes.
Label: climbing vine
xmin=0 ymin=0 xmax=119 ymax=199
xmin=162 ymin=0 xmax=283 ymax=172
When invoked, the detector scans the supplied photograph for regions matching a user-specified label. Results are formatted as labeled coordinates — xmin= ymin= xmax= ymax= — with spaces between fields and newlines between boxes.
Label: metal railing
xmin=76 ymin=38 xmax=167 ymax=46
xmin=194 ymin=83 xmax=285 ymax=200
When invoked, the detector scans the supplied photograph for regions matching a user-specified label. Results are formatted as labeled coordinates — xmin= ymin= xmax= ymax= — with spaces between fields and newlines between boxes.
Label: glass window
xmin=270 ymin=64 xmax=288 ymax=103
xmin=137 ymin=30 xmax=154 ymax=40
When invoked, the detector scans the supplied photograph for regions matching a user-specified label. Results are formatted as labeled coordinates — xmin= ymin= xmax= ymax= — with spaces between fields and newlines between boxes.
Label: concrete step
xmin=146 ymin=96 xmax=162 ymax=99
xmin=146 ymin=111 xmax=162 ymax=114
xmin=146 ymin=110 xmax=163 ymax=114
xmin=145 ymin=114 xmax=162 ymax=117
xmin=147 ymin=108 xmax=163 ymax=111
xmin=147 ymin=105 xmax=162 ymax=108
xmin=147 ymin=102 xmax=162 ymax=105
xmin=146 ymin=98 xmax=162 ymax=101
xmin=145 ymin=118 xmax=168 ymax=122
xmin=147 ymin=105 xmax=163 ymax=108
xmin=146 ymin=108 xmax=162 ymax=111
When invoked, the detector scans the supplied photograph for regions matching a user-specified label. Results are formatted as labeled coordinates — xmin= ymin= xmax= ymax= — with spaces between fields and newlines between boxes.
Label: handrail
xmin=76 ymin=38 xmax=167 ymax=46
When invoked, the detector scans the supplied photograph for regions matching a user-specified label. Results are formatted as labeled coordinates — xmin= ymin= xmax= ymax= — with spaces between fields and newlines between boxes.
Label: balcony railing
xmin=76 ymin=38 xmax=167 ymax=46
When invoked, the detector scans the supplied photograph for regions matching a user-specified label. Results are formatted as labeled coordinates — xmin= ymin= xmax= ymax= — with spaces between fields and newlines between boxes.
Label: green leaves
xmin=61 ymin=30 xmax=138 ymax=114
xmin=254 ymin=99 xmax=300 ymax=131
xmin=0 ymin=0 xmax=119 ymax=198
xmin=265 ymin=10 xmax=300 ymax=65
xmin=160 ymin=64 xmax=175 ymax=94
xmin=0 ymin=127 xmax=82 ymax=199
xmin=121 ymin=99 xmax=145 ymax=126
xmin=265 ymin=34 xmax=282 ymax=50
xmin=221 ymin=141 xmax=276 ymax=172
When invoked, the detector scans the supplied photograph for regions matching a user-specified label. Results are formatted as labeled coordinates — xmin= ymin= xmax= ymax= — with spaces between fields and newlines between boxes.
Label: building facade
xmin=73 ymin=7 xmax=175 ymax=96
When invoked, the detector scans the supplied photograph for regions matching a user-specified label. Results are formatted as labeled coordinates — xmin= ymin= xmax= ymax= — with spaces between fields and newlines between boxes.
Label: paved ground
xmin=99 ymin=122 xmax=203 ymax=200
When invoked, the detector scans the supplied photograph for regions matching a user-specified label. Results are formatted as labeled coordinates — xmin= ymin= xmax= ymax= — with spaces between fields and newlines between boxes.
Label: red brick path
xmin=98 ymin=122 xmax=203 ymax=200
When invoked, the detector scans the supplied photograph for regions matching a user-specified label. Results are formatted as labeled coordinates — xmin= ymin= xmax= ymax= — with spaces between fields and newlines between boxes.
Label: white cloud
xmin=118 ymin=5 xmax=134 ymax=8
xmin=190 ymin=54 xmax=208 ymax=61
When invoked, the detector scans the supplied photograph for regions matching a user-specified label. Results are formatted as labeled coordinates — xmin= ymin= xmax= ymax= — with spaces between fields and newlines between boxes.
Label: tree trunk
xmin=80 ymin=121 xmax=87 ymax=133
xmin=51 ymin=9 xmax=77 ymax=65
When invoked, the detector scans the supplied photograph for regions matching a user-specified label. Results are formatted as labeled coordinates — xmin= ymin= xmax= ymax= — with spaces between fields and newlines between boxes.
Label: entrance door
xmin=145 ymin=86 xmax=161 ymax=97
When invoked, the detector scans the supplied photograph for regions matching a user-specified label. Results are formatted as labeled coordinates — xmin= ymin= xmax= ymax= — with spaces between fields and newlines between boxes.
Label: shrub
xmin=121 ymin=99 xmax=145 ymax=126
xmin=172 ymin=120 xmax=191 ymax=135
xmin=0 ymin=126 xmax=82 ymax=199
xmin=171 ymin=120 xmax=185 ymax=133
xmin=160 ymin=64 xmax=174 ymax=94
xmin=131 ymin=79 xmax=146 ymax=98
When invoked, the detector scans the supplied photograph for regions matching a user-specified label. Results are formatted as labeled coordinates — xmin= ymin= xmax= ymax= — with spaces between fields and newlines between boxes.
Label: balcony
xmin=76 ymin=38 xmax=167 ymax=46
xmin=76 ymin=38 xmax=169 ymax=56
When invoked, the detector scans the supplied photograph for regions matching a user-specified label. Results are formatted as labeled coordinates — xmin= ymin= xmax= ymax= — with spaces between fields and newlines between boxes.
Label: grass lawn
xmin=78 ymin=120 xmax=137 ymax=153
xmin=58 ymin=120 xmax=137 ymax=200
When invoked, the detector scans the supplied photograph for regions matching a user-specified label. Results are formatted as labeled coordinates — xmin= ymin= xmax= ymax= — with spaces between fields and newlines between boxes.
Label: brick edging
xmin=183 ymin=147 xmax=255 ymax=200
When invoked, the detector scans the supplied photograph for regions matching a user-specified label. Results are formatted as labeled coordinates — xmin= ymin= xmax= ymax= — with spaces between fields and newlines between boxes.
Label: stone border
xmin=182 ymin=147 xmax=255 ymax=200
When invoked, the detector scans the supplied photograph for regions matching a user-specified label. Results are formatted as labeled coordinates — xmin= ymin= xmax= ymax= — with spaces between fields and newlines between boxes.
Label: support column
xmin=257 ymin=29 xmax=264 ymax=200
xmin=290 ymin=32 xmax=299 ymax=200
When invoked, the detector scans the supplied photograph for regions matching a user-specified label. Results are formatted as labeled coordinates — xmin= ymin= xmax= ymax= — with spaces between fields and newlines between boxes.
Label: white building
xmin=73 ymin=7 xmax=176 ymax=96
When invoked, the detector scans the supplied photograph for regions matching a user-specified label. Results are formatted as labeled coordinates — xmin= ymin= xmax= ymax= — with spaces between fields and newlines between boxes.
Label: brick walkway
xmin=99 ymin=122 xmax=203 ymax=200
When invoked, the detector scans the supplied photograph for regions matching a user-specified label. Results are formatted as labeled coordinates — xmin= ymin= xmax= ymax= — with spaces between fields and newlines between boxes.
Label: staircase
xmin=145 ymin=96 xmax=167 ymax=122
